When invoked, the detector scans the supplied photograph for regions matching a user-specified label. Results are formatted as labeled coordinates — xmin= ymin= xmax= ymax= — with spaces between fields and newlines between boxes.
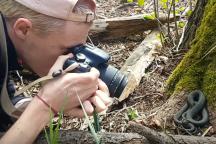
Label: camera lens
xmin=98 ymin=64 xmax=128 ymax=98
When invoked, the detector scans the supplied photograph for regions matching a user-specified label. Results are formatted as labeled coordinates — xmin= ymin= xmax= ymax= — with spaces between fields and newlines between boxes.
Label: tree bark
xmin=177 ymin=0 xmax=207 ymax=51
xmin=153 ymin=0 xmax=216 ymax=130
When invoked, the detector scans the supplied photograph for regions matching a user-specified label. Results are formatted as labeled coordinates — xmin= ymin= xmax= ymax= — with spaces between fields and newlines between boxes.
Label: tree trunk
xmin=177 ymin=0 xmax=207 ymax=51
xmin=153 ymin=0 xmax=216 ymax=130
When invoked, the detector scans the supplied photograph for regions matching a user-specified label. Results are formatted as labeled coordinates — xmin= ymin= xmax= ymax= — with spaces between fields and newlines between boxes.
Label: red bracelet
xmin=35 ymin=95 xmax=58 ymax=116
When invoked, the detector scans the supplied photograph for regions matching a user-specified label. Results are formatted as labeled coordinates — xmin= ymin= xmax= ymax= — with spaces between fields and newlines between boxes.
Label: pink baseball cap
xmin=14 ymin=0 xmax=96 ymax=22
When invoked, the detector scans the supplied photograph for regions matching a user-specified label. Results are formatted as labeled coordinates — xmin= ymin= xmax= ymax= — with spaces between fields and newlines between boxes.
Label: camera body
xmin=63 ymin=44 xmax=128 ymax=98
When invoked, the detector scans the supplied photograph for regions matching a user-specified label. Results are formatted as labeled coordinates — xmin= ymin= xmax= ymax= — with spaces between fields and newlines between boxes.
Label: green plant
xmin=127 ymin=108 xmax=139 ymax=120
xmin=75 ymin=89 xmax=101 ymax=144
xmin=143 ymin=13 xmax=155 ymax=20
xmin=138 ymin=0 xmax=145 ymax=7
xmin=44 ymin=109 xmax=63 ymax=144
xmin=178 ymin=21 xmax=186 ymax=28
xmin=93 ymin=110 xmax=101 ymax=133
xmin=44 ymin=94 xmax=68 ymax=144
xmin=127 ymin=0 xmax=133 ymax=3
xmin=127 ymin=0 xmax=145 ymax=7
xmin=159 ymin=0 xmax=168 ymax=9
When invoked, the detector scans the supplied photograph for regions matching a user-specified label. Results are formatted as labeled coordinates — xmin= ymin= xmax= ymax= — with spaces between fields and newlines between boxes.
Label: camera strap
xmin=14 ymin=64 xmax=78 ymax=97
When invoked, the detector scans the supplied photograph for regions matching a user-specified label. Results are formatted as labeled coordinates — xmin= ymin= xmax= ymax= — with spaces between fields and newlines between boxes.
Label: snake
xmin=174 ymin=90 xmax=209 ymax=133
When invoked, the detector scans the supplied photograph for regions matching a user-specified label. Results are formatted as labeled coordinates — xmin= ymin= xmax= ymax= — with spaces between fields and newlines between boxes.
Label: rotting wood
xmin=127 ymin=122 xmax=216 ymax=144
xmin=118 ymin=30 xmax=162 ymax=101
xmin=35 ymin=131 xmax=150 ymax=144
xmin=90 ymin=14 xmax=179 ymax=40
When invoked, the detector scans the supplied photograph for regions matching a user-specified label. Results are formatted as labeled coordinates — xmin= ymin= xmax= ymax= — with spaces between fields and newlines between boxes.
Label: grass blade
xmin=44 ymin=127 xmax=50 ymax=144
xmin=93 ymin=110 xmax=100 ymax=133
xmin=75 ymin=89 xmax=101 ymax=144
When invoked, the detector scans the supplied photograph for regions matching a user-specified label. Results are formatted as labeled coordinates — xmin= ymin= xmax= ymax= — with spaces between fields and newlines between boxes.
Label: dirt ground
xmin=11 ymin=0 xmax=200 ymax=136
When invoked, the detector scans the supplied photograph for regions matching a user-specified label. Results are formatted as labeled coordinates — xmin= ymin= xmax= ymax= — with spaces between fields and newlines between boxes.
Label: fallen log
xmin=35 ymin=131 xmax=149 ymax=144
xmin=91 ymin=14 xmax=179 ymax=40
xmin=118 ymin=30 xmax=162 ymax=101
xmin=127 ymin=122 xmax=216 ymax=144
xmin=35 ymin=123 xmax=216 ymax=144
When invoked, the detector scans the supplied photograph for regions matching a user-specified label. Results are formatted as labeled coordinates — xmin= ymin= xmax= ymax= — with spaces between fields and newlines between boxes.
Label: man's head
xmin=0 ymin=0 xmax=96 ymax=76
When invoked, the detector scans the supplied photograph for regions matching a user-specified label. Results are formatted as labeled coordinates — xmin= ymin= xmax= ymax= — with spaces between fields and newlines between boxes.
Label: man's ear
xmin=13 ymin=18 xmax=32 ymax=40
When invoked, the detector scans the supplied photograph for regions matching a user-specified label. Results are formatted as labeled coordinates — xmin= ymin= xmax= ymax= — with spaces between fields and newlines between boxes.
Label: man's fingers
xmin=98 ymin=79 xmax=109 ymax=96
xmin=89 ymin=67 xmax=100 ymax=78
xmin=83 ymin=100 xmax=94 ymax=114
xmin=90 ymin=95 xmax=106 ymax=113
xmin=65 ymin=100 xmax=94 ymax=118
xmin=96 ymin=90 xmax=112 ymax=106
xmin=65 ymin=107 xmax=84 ymax=118
xmin=48 ymin=53 xmax=73 ymax=75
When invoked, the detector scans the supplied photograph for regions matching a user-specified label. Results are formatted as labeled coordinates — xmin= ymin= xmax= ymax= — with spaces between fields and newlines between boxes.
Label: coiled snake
xmin=174 ymin=90 xmax=209 ymax=134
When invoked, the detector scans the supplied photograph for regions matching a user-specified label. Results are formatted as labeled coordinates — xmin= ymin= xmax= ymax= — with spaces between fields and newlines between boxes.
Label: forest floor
xmin=61 ymin=0 xmax=204 ymax=136
xmin=12 ymin=0 xmax=213 ymax=137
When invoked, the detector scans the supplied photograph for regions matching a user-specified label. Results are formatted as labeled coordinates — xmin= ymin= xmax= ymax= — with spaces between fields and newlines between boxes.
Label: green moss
xmin=202 ymin=57 xmax=216 ymax=108
xmin=166 ymin=0 xmax=216 ymax=103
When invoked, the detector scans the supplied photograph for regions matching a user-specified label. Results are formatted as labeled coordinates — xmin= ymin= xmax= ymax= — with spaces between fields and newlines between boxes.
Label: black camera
xmin=63 ymin=44 xmax=128 ymax=98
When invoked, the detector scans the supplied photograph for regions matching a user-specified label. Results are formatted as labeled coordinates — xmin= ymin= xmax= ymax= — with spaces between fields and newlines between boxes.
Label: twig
xmin=107 ymin=102 xmax=140 ymax=116
xmin=87 ymin=35 xmax=95 ymax=46
xmin=163 ymin=117 xmax=167 ymax=132
xmin=201 ymin=43 xmax=216 ymax=60
xmin=113 ymin=102 xmax=140 ymax=117
xmin=109 ymin=47 xmax=126 ymax=54
xmin=96 ymin=14 xmax=107 ymax=19
xmin=172 ymin=0 xmax=179 ymax=40
xmin=189 ymin=0 xmax=193 ymax=11
xmin=115 ymin=2 xmax=137 ymax=10
xmin=175 ymin=21 xmax=188 ymax=51
xmin=153 ymin=0 xmax=165 ymax=47
xmin=16 ymin=70 xmax=24 ymax=86
xmin=167 ymin=0 xmax=174 ymax=39
xmin=202 ymin=126 xmax=212 ymax=137
xmin=182 ymin=7 xmax=191 ymax=17
xmin=133 ymin=93 xmax=163 ymax=100
xmin=145 ymin=1 xmax=154 ymax=12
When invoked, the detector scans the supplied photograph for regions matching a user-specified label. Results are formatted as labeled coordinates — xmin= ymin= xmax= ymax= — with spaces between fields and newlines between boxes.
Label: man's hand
xmin=65 ymin=79 xmax=112 ymax=117
xmin=38 ymin=54 xmax=112 ymax=117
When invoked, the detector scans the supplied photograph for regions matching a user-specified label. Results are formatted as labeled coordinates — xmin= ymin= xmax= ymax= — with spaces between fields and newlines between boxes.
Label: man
xmin=0 ymin=0 xmax=112 ymax=143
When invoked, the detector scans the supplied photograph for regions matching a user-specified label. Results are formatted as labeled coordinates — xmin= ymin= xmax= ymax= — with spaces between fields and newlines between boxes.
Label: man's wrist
xmin=30 ymin=97 xmax=51 ymax=124
xmin=0 ymin=96 xmax=52 ymax=144
xmin=35 ymin=95 xmax=58 ymax=116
